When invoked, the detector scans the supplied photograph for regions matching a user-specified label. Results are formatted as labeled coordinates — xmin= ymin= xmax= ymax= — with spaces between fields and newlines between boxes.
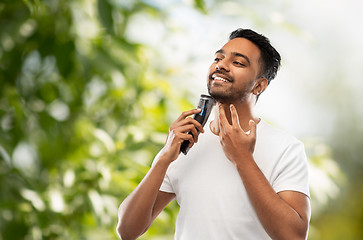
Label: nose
xmin=215 ymin=59 xmax=229 ymax=72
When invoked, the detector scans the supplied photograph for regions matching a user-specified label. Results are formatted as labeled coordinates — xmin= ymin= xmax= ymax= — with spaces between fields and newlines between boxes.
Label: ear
xmin=252 ymin=77 xmax=268 ymax=96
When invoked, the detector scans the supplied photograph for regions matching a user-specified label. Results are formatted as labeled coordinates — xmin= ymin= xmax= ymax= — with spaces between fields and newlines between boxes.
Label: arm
xmin=117 ymin=162 xmax=175 ymax=240
xmin=235 ymin=155 xmax=310 ymax=240
xmin=218 ymin=104 xmax=310 ymax=240
xmin=117 ymin=109 xmax=204 ymax=240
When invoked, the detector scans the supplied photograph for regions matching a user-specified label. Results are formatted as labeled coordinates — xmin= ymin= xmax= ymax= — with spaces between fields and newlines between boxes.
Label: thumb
xmin=209 ymin=120 xmax=220 ymax=135
xmin=249 ymin=120 xmax=257 ymax=137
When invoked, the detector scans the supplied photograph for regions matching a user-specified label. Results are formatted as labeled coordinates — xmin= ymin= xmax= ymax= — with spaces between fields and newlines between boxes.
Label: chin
xmin=209 ymin=92 xmax=231 ymax=102
xmin=209 ymin=90 xmax=246 ymax=103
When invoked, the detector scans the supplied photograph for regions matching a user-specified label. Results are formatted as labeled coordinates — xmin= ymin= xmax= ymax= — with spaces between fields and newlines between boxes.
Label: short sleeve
xmin=151 ymin=151 xmax=175 ymax=193
xmin=272 ymin=139 xmax=310 ymax=198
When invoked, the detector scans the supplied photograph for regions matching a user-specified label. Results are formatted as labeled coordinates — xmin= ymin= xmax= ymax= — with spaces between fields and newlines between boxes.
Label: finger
xmin=177 ymin=109 xmax=202 ymax=121
xmin=173 ymin=131 xmax=194 ymax=145
xmin=180 ymin=132 xmax=194 ymax=142
xmin=176 ymin=124 xmax=199 ymax=144
xmin=177 ymin=117 xmax=205 ymax=134
xmin=180 ymin=133 xmax=194 ymax=148
xmin=249 ymin=120 xmax=257 ymax=137
xmin=191 ymin=118 xmax=204 ymax=133
xmin=230 ymin=104 xmax=240 ymax=128
xmin=218 ymin=103 xmax=229 ymax=125
xmin=176 ymin=124 xmax=199 ymax=142
xmin=182 ymin=117 xmax=204 ymax=133
xmin=218 ymin=103 xmax=228 ymax=134
xmin=209 ymin=120 xmax=217 ymax=134
xmin=176 ymin=124 xmax=197 ymax=134
xmin=189 ymin=125 xmax=199 ymax=143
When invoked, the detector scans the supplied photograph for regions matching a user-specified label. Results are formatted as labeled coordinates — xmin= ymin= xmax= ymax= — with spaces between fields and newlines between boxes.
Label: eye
xmin=233 ymin=61 xmax=246 ymax=67
xmin=214 ymin=57 xmax=221 ymax=62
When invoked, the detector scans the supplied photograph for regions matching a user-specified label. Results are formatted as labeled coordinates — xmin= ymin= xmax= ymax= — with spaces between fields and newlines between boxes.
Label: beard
xmin=207 ymin=74 xmax=250 ymax=103
xmin=208 ymin=87 xmax=249 ymax=103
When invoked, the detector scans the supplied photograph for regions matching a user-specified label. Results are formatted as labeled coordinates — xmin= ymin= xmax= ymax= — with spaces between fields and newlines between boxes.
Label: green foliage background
xmin=0 ymin=0 xmax=200 ymax=239
xmin=1 ymin=0 xmax=363 ymax=240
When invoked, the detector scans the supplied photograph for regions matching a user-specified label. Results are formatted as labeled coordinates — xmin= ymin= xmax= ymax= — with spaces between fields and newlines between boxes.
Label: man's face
xmin=207 ymin=37 xmax=262 ymax=103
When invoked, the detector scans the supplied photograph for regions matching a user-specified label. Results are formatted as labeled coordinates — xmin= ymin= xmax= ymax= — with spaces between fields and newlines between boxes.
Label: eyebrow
xmin=215 ymin=49 xmax=251 ymax=65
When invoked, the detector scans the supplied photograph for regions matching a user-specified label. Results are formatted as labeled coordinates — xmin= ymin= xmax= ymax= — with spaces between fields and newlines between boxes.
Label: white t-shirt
xmin=153 ymin=119 xmax=310 ymax=240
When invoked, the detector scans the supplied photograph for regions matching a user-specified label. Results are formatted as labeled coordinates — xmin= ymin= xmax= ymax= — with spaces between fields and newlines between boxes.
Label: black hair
xmin=229 ymin=28 xmax=281 ymax=85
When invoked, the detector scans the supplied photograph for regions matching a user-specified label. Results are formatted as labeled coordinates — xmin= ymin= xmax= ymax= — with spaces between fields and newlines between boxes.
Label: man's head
xmin=229 ymin=29 xmax=281 ymax=85
xmin=207 ymin=28 xmax=281 ymax=103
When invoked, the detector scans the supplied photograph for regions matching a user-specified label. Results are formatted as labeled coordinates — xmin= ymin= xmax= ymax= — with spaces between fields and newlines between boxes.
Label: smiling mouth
xmin=211 ymin=73 xmax=232 ymax=83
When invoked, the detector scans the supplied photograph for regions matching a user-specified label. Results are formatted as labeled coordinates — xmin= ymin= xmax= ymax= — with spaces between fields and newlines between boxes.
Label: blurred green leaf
xmin=97 ymin=0 xmax=114 ymax=34
xmin=194 ymin=0 xmax=207 ymax=14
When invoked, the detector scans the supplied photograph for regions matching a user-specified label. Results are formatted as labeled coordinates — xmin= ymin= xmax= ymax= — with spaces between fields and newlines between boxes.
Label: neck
xmin=220 ymin=100 xmax=258 ymax=131
xmin=210 ymin=97 xmax=259 ymax=136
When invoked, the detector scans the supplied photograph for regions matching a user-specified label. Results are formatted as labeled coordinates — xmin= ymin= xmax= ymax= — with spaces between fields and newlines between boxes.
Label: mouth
xmin=211 ymin=73 xmax=232 ymax=83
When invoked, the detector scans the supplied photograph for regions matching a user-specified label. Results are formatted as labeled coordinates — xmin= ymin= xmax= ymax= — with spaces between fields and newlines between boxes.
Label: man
xmin=117 ymin=28 xmax=311 ymax=240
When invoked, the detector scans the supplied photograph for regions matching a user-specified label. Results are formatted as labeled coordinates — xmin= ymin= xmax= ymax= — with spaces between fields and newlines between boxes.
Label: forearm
xmin=236 ymin=155 xmax=308 ymax=240
xmin=117 ymin=158 xmax=170 ymax=240
xmin=116 ymin=108 xmax=203 ymax=239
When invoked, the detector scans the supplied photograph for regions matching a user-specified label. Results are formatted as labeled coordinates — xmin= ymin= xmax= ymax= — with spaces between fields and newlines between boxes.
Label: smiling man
xmin=117 ymin=28 xmax=311 ymax=240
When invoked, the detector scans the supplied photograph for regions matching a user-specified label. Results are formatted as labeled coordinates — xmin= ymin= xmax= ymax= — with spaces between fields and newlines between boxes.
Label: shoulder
xmin=258 ymin=120 xmax=303 ymax=148
xmin=257 ymin=121 xmax=310 ymax=196
xmin=256 ymin=120 xmax=307 ymax=166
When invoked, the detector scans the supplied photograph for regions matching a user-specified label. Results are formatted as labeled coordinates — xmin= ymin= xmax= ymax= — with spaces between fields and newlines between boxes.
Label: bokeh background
xmin=1 ymin=0 xmax=363 ymax=239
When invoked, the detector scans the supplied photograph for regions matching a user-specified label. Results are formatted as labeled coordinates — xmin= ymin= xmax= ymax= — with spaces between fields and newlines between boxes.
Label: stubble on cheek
xmin=208 ymin=81 xmax=234 ymax=101
xmin=208 ymin=80 xmax=253 ymax=103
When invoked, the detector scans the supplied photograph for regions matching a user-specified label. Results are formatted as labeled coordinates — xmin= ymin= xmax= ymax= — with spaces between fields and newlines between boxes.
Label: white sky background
xmin=126 ymin=0 xmax=363 ymax=139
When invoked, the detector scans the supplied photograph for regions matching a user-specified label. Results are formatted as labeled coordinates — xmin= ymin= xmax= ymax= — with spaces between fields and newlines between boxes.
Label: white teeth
xmin=215 ymin=77 xmax=228 ymax=82
xmin=212 ymin=74 xmax=229 ymax=83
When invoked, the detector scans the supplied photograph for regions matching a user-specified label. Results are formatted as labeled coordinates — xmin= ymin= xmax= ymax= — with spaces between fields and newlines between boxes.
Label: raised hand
xmin=218 ymin=103 xmax=257 ymax=164
xmin=159 ymin=109 xmax=205 ymax=163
